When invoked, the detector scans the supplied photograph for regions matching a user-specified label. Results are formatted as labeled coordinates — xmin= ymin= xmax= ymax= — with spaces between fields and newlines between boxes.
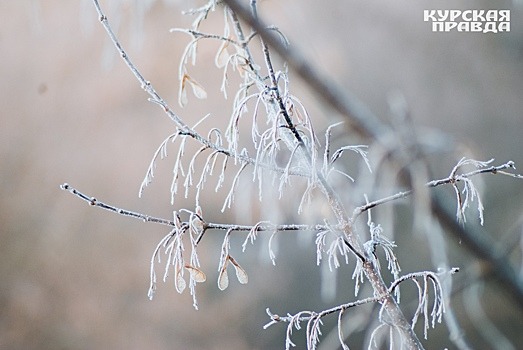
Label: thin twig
xmin=60 ymin=183 xmax=176 ymax=227
xmin=60 ymin=183 xmax=331 ymax=233
xmin=91 ymin=0 xmax=308 ymax=181
xmin=221 ymin=0 xmax=523 ymax=316
xmin=352 ymin=160 xmax=521 ymax=219
xmin=222 ymin=0 xmax=388 ymax=140
xmin=79 ymin=1 xmax=523 ymax=348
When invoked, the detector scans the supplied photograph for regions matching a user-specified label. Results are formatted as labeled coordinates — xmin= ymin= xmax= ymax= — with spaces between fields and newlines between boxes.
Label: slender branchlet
xmin=63 ymin=1 xmax=523 ymax=349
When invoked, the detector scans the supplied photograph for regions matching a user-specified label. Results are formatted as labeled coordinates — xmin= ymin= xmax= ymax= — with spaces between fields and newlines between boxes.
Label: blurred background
xmin=1 ymin=0 xmax=522 ymax=349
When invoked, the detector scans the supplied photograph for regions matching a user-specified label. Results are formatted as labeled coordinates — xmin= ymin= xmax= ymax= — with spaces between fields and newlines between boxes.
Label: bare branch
xmin=221 ymin=0 xmax=388 ymax=140
xmin=65 ymin=1 xmax=523 ymax=348
xmin=352 ymin=160 xmax=521 ymax=220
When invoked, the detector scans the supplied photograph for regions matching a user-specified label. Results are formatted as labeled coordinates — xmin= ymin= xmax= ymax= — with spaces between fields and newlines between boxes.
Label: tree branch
xmin=352 ymin=160 xmax=520 ymax=219
xmin=222 ymin=0 xmax=523 ymax=315
xmin=222 ymin=0 xmax=388 ymax=140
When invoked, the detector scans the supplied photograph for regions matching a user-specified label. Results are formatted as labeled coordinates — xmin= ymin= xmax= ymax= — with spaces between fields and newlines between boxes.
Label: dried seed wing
xmin=190 ymin=81 xmax=207 ymax=99
xmin=178 ymin=74 xmax=189 ymax=107
xmin=229 ymin=256 xmax=248 ymax=284
xmin=175 ymin=269 xmax=186 ymax=294
xmin=186 ymin=75 xmax=207 ymax=99
xmin=185 ymin=265 xmax=207 ymax=283
xmin=217 ymin=261 xmax=229 ymax=291
xmin=215 ymin=40 xmax=230 ymax=68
